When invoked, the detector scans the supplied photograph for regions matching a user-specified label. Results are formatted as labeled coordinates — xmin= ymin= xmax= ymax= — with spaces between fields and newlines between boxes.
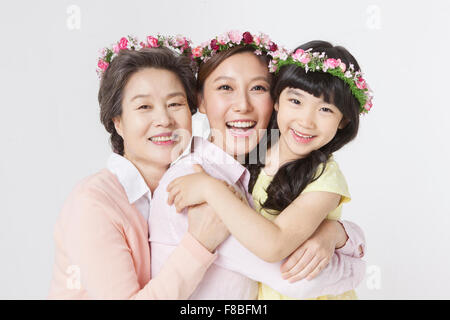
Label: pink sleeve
xmin=65 ymin=194 xmax=216 ymax=299
xmin=336 ymin=220 xmax=366 ymax=258
xmin=215 ymin=235 xmax=366 ymax=298
xmin=135 ymin=233 xmax=217 ymax=300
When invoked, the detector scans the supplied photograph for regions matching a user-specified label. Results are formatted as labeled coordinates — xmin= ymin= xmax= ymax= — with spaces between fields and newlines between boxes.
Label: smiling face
xmin=113 ymin=67 xmax=192 ymax=169
xmin=199 ymin=51 xmax=273 ymax=158
xmin=275 ymin=87 xmax=346 ymax=163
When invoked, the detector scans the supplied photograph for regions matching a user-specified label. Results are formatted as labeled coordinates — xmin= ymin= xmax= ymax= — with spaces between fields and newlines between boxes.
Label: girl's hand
xmin=280 ymin=219 xmax=340 ymax=282
xmin=167 ymin=164 xmax=211 ymax=212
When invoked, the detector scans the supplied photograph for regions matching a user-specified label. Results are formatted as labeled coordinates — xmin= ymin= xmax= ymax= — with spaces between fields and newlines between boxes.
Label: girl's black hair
xmin=248 ymin=40 xmax=361 ymax=213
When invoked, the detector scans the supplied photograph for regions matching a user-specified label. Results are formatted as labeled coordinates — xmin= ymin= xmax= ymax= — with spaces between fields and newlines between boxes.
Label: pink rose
xmin=254 ymin=36 xmax=261 ymax=46
xmin=174 ymin=36 xmax=186 ymax=47
xmin=260 ymin=33 xmax=271 ymax=46
xmin=243 ymin=32 xmax=253 ymax=44
xmin=356 ymin=77 xmax=367 ymax=90
xmin=364 ymin=100 xmax=373 ymax=111
xmin=118 ymin=37 xmax=128 ymax=50
xmin=147 ymin=36 xmax=159 ymax=48
xmin=192 ymin=46 xmax=203 ymax=58
xmin=324 ymin=58 xmax=341 ymax=69
xmin=113 ymin=44 xmax=120 ymax=54
xmin=97 ymin=59 xmax=109 ymax=71
xmin=292 ymin=49 xmax=305 ymax=61
xmin=217 ymin=34 xmax=229 ymax=45
xmin=300 ymin=55 xmax=311 ymax=64
xmin=339 ymin=62 xmax=346 ymax=72
xmin=139 ymin=42 xmax=146 ymax=48
xmin=228 ymin=30 xmax=243 ymax=44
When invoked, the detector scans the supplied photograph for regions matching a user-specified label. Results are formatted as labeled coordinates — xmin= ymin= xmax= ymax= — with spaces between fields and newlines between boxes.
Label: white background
xmin=1 ymin=0 xmax=449 ymax=299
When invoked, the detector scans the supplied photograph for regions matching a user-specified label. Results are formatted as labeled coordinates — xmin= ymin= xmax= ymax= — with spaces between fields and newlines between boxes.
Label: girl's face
xmin=113 ymin=68 xmax=192 ymax=169
xmin=275 ymin=87 xmax=346 ymax=161
xmin=199 ymin=52 xmax=273 ymax=158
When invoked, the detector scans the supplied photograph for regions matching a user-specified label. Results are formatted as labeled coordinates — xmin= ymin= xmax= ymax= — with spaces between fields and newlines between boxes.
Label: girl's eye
xmin=289 ymin=98 xmax=301 ymax=105
xmin=320 ymin=107 xmax=333 ymax=113
xmin=139 ymin=105 xmax=151 ymax=110
xmin=251 ymin=85 xmax=268 ymax=92
xmin=218 ymin=84 xmax=232 ymax=91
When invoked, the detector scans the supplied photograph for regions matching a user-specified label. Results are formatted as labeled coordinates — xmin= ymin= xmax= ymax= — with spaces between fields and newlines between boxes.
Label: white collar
xmin=107 ymin=153 xmax=151 ymax=204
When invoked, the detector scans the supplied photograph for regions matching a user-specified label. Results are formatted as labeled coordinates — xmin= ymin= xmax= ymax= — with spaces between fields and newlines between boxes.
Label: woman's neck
xmin=124 ymin=154 xmax=168 ymax=194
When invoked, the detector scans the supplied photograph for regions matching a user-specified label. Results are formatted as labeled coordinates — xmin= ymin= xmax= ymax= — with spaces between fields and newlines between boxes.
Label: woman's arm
xmin=168 ymin=166 xmax=340 ymax=262
xmin=57 ymin=192 xmax=218 ymax=299
xmin=281 ymin=219 xmax=365 ymax=282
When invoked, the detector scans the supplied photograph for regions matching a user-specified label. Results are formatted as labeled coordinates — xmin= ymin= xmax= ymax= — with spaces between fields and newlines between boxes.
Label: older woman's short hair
xmin=98 ymin=47 xmax=197 ymax=155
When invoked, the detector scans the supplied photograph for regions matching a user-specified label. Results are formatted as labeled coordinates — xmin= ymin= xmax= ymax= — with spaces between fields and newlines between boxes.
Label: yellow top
xmin=252 ymin=156 xmax=357 ymax=300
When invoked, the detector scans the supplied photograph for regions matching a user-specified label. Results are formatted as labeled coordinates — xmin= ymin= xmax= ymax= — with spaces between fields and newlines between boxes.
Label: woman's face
xmin=113 ymin=67 xmax=192 ymax=169
xmin=199 ymin=52 xmax=273 ymax=158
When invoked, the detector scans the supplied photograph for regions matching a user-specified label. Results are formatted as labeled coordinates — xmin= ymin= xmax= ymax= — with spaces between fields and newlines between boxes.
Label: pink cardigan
xmin=48 ymin=169 xmax=217 ymax=299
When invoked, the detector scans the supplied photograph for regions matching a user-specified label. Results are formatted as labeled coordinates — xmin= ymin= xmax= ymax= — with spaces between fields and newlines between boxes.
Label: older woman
xmin=48 ymin=45 xmax=230 ymax=299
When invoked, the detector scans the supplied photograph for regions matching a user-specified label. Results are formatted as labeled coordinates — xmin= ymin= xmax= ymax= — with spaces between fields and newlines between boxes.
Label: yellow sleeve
xmin=302 ymin=158 xmax=351 ymax=220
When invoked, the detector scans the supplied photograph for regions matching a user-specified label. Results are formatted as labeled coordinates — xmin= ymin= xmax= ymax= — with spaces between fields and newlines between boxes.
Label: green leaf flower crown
xmin=268 ymin=48 xmax=373 ymax=114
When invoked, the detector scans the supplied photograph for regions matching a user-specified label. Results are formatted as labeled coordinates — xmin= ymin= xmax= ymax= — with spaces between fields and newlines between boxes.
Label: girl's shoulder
xmin=303 ymin=156 xmax=351 ymax=202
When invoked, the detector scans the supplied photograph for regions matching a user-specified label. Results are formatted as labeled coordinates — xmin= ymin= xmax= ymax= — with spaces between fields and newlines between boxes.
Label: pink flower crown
xmin=268 ymin=48 xmax=374 ymax=114
xmin=191 ymin=30 xmax=281 ymax=66
xmin=96 ymin=34 xmax=193 ymax=78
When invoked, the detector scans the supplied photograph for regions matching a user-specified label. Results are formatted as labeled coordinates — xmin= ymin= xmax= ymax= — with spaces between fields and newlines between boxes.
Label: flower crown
xmin=268 ymin=48 xmax=373 ymax=113
xmin=96 ymin=34 xmax=193 ymax=78
xmin=191 ymin=30 xmax=281 ymax=66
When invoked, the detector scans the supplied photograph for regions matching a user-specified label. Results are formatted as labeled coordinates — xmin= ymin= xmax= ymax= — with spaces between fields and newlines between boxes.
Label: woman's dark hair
xmin=254 ymin=40 xmax=361 ymax=213
xmin=98 ymin=47 xmax=197 ymax=155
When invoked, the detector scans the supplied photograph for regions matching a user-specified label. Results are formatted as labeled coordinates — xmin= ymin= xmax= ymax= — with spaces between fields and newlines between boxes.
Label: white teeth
xmin=150 ymin=135 xmax=177 ymax=142
xmin=226 ymin=121 xmax=256 ymax=128
xmin=293 ymin=129 xmax=314 ymax=138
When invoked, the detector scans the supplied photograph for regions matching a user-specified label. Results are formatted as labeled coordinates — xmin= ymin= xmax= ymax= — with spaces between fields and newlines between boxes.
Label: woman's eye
xmin=320 ymin=107 xmax=333 ymax=113
xmin=218 ymin=85 xmax=232 ymax=91
xmin=289 ymin=98 xmax=301 ymax=105
xmin=251 ymin=85 xmax=267 ymax=92
xmin=139 ymin=105 xmax=151 ymax=110
xmin=169 ymin=102 xmax=183 ymax=107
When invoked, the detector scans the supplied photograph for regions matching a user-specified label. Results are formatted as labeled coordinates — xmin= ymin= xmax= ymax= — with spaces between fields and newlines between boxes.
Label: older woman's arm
xmin=50 ymin=186 xmax=216 ymax=300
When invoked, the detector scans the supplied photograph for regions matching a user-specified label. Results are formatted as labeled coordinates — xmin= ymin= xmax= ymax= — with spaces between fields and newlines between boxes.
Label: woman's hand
xmin=280 ymin=219 xmax=347 ymax=282
xmin=187 ymin=203 xmax=230 ymax=252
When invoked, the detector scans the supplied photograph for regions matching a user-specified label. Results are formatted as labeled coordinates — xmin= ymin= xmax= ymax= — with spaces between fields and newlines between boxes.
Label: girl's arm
xmin=167 ymin=165 xmax=340 ymax=263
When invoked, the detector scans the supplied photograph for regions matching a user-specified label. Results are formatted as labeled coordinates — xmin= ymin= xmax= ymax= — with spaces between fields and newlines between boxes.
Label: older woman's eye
xmin=169 ymin=102 xmax=184 ymax=108
xmin=138 ymin=105 xmax=152 ymax=110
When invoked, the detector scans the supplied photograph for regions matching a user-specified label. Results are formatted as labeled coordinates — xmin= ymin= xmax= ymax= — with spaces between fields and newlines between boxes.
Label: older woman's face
xmin=199 ymin=52 xmax=273 ymax=158
xmin=114 ymin=68 xmax=192 ymax=169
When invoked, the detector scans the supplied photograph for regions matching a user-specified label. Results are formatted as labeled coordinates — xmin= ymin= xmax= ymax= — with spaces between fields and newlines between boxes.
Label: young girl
xmin=167 ymin=40 xmax=372 ymax=299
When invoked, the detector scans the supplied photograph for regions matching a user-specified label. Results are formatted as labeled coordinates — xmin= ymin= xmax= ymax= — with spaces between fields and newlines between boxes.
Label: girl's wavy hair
xmin=249 ymin=40 xmax=361 ymax=213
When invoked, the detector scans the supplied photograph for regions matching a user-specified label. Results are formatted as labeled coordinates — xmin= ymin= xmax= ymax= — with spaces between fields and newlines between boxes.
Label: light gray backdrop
xmin=1 ymin=0 xmax=449 ymax=299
